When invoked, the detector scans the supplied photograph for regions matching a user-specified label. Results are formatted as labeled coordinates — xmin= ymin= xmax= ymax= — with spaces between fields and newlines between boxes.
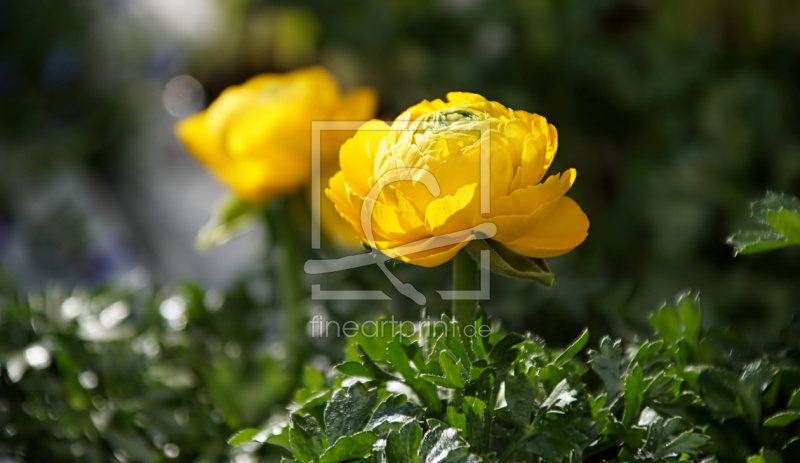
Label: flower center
xmin=419 ymin=108 xmax=486 ymax=132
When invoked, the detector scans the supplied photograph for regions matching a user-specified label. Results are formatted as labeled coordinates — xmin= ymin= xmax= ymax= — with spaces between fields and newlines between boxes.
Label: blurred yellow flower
xmin=327 ymin=92 xmax=589 ymax=267
xmin=176 ymin=66 xmax=377 ymax=201
xmin=176 ymin=66 xmax=376 ymax=249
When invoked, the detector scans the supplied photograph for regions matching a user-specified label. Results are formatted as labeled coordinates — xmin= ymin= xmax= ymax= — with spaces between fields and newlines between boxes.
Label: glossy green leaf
xmin=505 ymin=372 xmax=535 ymax=429
xmin=728 ymin=192 xmax=800 ymax=255
xmin=289 ymin=414 xmax=324 ymax=463
xmin=662 ymin=430 xmax=710 ymax=455
xmin=227 ymin=428 xmax=261 ymax=447
xmin=516 ymin=411 xmax=592 ymax=460
xmin=767 ymin=209 xmax=800 ymax=241
xmin=676 ymin=293 xmax=703 ymax=347
xmin=364 ymin=394 xmax=421 ymax=437
xmin=439 ymin=351 xmax=467 ymax=388
xmin=323 ymin=383 xmax=377 ymax=444
xmin=764 ymin=410 xmax=800 ymax=427
xmin=541 ymin=379 xmax=576 ymax=411
xmin=623 ymin=365 xmax=644 ymax=427
xmin=387 ymin=335 xmax=442 ymax=413
xmin=334 ymin=361 xmax=374 ymax=379
xmin=554 ymin=328 xmax=589 ymax=366
xmin=319 ymin=431 xmax=378 ymax=463
xmin=788 ymin=388 xmax=800 ymax=409
xmin=589 ymin=337 xmax=623 ymax=397
xmin=385 ymin=421 xmax=423 ymax=463
xmin=651 ymin=303 xmax=682 ymax=346
xmin=747 ymin=449 xmax=784 ymax=463
xmin=488 ymin=333 xmax=524 ymax=382
xmin=418 ymin=426 xmax=468 ymax=462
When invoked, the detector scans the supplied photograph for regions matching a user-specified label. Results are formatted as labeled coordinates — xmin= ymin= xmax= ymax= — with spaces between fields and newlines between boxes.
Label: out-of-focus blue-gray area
xmin=0 ymin=0 xmax=261 ymax=289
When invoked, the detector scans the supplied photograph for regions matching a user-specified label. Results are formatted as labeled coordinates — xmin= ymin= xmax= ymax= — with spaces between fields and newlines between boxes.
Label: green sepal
xmin=196 ymin=193 xmax=260 ymax=251
xmin=465 ymin=239 xmax=554 ymax=286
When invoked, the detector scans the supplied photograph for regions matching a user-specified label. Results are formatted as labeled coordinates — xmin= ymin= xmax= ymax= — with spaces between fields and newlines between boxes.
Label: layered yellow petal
xmin=326 ymin=171 xmax=367 ymax=242
xmin=339 ymin=120 xmax=391 ymax=197
xmin=501 ymin=196 xmax=589 ymax=257
xmin=424 ymin=183 xmax=481 ymax=236
xmin=490 ymin=170 xmax=576 ymax=218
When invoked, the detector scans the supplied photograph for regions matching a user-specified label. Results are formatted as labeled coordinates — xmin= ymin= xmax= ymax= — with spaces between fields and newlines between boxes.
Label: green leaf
xmin=489 ymin=333 xmax=524 ymax=382
xmin=364 ymin=394 xmax=421 ymax=437
xmin=462 ymin=395 xmax=486 ymax=450
xmin=437 ymin=447 xmax=482 ymax=462
xmin=728 ymin=230 xmax=792 ymax=255
xmin=419 ymin=426 xmax=468 ymax=462
xmin=441 ymin=314 xmax=473 ymax=369
xmin=335 ymin=361 xmax=374 ymax=379
xmin=768 ymin=209 xmax=800 ymax=241
xmin=345 ymin=320 xmax=396 ymax=362
xmin=651 ymin=303 xmax=682 ymax=346
xmin=753 ymin=192 xmax=800 ymax=224
xmin=466 ymin=239 xmax=554 ymax=285
xmin=764 ymin=411 xmax=800 ymax=427
xmin=354 ymin=344 xmax=399 ymax=382
xmin=265 ymin=423 xmax=292 ymax=452
xmin=747 ymin=449 xmax=784 ymax=463
xmin=728 ymin=192 xmax=800 ymax=255
xmin=324 ymin=383 xmax=378 ymax=444
xmin=196 ymin=194 xmax=259 ymax=251
xmin=387 ymin=335 xmax=442 ymax=414
xmin=662 ymin=430 xmax=710 ymax=456
xmin=589 ymin=337 xmax=623 ymax=397
xmin=623 ymin=365 xmax=644 ymax=427
xmin=505 ymin=372 xmax=535 ymax=429
xmin=439 ymin=351 xmax=467 ymax=388
xmin=541 ymin=379 xmax=576 ymax=411
xmin=516 ymin=411 xmax=592 ymax=460
xmin=319 ymin=431 xmax=378 ymax=463
xmin=554 ymin=328 xmax=589 ymax=366
xmin=290 ymin=414 xmax=324 ymax=463
xmin=471 ymin=310 xmax=490 ymax=361
xmin=788 ymin=388 xmax=800 ymax=409
xmin=385 ymin=421 xmax=423 ymax=463
xmin=697 ymin=369 xmax=743 ymax=418
xmin=227 ymin=428 xmax=261 ymax=447
xmin=676 ymin=292 xmax=702 ymax=347
xmin=446 ymin=406 xmax=467 ymax=437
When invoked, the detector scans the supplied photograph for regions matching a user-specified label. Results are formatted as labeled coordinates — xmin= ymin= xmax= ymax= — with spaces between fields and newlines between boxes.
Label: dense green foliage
xmin=0 ymin=279 xmax=295 ymax=462
xmin=231 ymin=292 xmax=800 ymax=462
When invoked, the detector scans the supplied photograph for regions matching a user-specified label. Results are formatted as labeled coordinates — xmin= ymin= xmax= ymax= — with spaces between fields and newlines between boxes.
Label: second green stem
xmin=266 ymin=199 xmax=308 ymax=388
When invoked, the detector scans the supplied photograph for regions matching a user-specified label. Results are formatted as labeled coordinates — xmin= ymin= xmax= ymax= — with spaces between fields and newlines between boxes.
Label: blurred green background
xmin=2 ymin=0 xmax=800 ymax=461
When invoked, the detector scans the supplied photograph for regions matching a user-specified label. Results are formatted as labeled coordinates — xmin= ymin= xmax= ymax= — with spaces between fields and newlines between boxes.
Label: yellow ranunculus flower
xmin=326 ymin=92 xmax=589 ymax=267
xmin=176 ymin=66 xmax=377 ymax=201
xmin=176 ymin=66 xmax=377 ymax=250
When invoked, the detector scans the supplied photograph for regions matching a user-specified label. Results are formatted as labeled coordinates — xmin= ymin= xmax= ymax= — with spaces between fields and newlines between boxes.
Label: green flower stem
xmin=264 ymin=198 xmax=308 ymax=388
xmin=452 ymin=249 xmax=478 ymax=332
